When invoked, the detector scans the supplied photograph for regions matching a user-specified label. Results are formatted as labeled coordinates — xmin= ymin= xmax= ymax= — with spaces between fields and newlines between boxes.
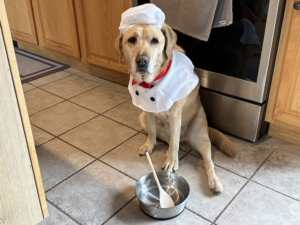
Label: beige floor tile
xmin=262 ymin=137 xmax=300 ymax=156
xmin=40 ymin=76 xmax=98 ymax=99
xmin=38 ymin=203 xmax=78 ymax=225
xmin=190 ymin=138 xmax=274 ymax=178
xmin=178 ymin=154 xmax=246 ymax=221
xmin=103 ymin=100 xmax=143 ymax=131
xmin=22 ymin=83 xmax=36 ymax=92
xmin=46 ymin=161 xmax=136 ymax=225
xmin=106 ymin=198 xmax=211 ymax=225
xmin=70 ymin=85 xmax=131 ymax=114
xmin=101 ymin=133 xmax=186 ymax=180
xmin=25 ymin=89 xmax=64 ymax=115
xmin=216 ymin=181 xmax=300 ymax=225
xmin=29 ymin=71 xmax=72 ymax=87
xmin=63 ymin=67 xmax=83 ymax=75
xmin=31 ymin=125 xmax=54 ymax=147
xmin=37 ymin=139 xmax=94 ymax=191
xmin=30 ymin=101 xmax=97 ymax=136
xmin=252 ymin=150 xmax=300 ymax=200
xmin=75 ymin=71 xmax=121 ymax=87
xmin=60 ymin=116 xmax=137 ymax=157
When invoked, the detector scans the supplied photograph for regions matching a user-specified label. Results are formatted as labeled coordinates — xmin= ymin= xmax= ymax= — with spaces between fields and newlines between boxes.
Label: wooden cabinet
xmin=266 ymin=0 xmax=300 ymax=145
xmin=4 ymin=0 xmax=38 ymax=44
xmin=75 ymin=0 xmax=130 ymax=73
xmin=32 ymin=0 xmax=80 ymax=58
xmin=0 ymin=1 xmax=47 ymax=224
xmin=5 ymin=0 xmax=131 ymax=79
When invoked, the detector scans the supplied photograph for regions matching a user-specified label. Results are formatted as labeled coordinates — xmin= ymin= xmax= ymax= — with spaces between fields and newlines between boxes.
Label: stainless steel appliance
xmin=134 ymin=0 xmax=286 ymax=141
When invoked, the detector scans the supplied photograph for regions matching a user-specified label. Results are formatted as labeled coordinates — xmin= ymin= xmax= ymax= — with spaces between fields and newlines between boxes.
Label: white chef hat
xmin=119 ymin=4 xmax=165 ymax=34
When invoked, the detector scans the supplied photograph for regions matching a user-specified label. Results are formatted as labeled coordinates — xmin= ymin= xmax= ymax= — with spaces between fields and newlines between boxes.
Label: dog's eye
xmin=151 ymin=38 xmax=159 ymax=44
xmin=128 ymin=37 xmax=136 ymax=43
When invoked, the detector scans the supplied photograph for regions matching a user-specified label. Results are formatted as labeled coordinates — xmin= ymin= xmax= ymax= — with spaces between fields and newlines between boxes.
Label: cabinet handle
xmin=294 ymin=1 xmax=300 ymax=10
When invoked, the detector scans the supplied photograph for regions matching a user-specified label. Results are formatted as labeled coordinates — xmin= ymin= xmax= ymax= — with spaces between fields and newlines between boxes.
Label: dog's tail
xmin=209 ymin=127 xmax=236 ymax=158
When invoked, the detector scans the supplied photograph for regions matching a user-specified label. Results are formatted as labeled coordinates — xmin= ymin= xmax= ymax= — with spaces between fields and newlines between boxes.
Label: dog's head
xmin=114 ymin=23 xmax=176 ymax=83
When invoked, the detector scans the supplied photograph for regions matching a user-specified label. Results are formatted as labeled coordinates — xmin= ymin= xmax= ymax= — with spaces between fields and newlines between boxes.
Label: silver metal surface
xmin=135 ymin=171 xmax=190 ymax=219
xmin=132 ymin=0 xmax=138 ymax=7
xmin=196 ymin=0 xmax=281 ymax=103
xmin=200 ymin=89 xmax=265 ymax=141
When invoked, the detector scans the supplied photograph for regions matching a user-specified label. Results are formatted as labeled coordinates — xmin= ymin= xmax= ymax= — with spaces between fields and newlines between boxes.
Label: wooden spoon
xmin=146 ymin=152 xmax=175 ymax=208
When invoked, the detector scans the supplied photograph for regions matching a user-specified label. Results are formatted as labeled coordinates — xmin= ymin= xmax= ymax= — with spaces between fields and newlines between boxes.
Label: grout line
xmin=67 ymin=100 xmax=102 ymax=115
xmin=187 ymin=151 xmax=252 ymax=179
xmin=101 ymin=114 xmax=141 ymax=132
xmin=212 ymin=147 xmax=276 ymax=224
xmin=98 ymin=159 xmax=138 ymax=182
xmin=29 ymin=100 xmax=67 ymax=117
xmin=57 ymin=114 xmax=100 ymax=137
xmin=64 ymin=85 xmax=100 ymax=100
xmin=57 ymin=137 xmax=97 ymax=159
xmin=185 ymin=208 xmax=213 ymax=224
xmin=179 ymin=151 xmax=190 ymax=161
xmin=28 ymin=73 xmax=73 ymax=88
xmin=34 ymin=136 xmax=56 ymax=148
xmin=45 ymin=159 xmax=97 ymax=193
xmin=100 ymin=99 xmax=132 ymax=115
xmin=102 ymin=196 xmax=136 ymax=225
xmin=98 ymin=132 xmax=140 ymax=159
xmin=37 ymin=80 xmax=100 ymax=101
xmin=251 ymin=180 xmax=300 ymax=203
xmin=46 ymin=200 xmax=82 ymax=225
xmin=30 ymin=123 xmax=58 ymax=137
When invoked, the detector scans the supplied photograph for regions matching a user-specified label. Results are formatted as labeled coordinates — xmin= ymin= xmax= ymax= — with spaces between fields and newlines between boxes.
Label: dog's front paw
xmin=208 ymin=177 xmax=223 ymax=195
xmin=162 ymin=155 xmax=179 ymax=172
xmin=138 ymin=143 xmax=154 ymax=156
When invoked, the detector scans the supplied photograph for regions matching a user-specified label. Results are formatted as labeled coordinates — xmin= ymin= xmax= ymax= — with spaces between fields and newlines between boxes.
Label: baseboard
xmin=17 ymin=40 xmax=129 ymax=86
xmin=269 ymin=123 xmax=300 ymax=146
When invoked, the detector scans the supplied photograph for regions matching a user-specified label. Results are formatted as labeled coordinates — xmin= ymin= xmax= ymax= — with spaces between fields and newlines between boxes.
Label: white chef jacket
xmin=128 ymin=50 xmax=199 ymax=113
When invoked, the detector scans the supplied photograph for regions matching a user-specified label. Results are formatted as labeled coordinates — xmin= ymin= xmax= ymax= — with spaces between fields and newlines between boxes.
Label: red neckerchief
xmin=132 ymin=59 xmax=172 ymax=88
xmin=241 ymin=9 xmax=255 ymax=25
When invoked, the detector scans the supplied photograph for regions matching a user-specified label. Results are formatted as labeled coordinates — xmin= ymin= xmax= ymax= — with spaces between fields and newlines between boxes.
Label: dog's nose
xmin=136 ymin=55 xmax=149 ymax=66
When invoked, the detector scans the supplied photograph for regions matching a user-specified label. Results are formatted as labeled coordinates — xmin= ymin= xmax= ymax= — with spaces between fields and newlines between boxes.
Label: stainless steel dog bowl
xmin=135 ymin=171 xmax=190 ymax=219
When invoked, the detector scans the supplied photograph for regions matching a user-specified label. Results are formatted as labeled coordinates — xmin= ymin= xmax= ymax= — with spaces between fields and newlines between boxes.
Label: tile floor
xmin=22 ymin=68 xmax=300 ymax=225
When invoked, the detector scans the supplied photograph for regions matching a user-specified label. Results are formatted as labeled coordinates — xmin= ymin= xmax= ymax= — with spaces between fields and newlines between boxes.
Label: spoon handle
xmin=146 ymin=152 xmax=162 ymax=191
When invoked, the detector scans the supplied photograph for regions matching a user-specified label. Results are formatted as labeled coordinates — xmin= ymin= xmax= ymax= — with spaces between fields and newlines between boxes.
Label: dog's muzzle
xmin=136 ymin=54 xmax=149 ymax=73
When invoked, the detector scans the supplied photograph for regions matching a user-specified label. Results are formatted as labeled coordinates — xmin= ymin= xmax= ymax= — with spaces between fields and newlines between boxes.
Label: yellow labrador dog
xmin=115 ymin=23 xmax=236 ymax=194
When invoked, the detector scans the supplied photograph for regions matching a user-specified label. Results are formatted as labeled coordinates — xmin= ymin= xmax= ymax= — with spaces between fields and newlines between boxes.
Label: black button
xmin=135 ymin=91 xmax=139 ymax=96
xmin=150 ymin=97 xmax=155 ymax=101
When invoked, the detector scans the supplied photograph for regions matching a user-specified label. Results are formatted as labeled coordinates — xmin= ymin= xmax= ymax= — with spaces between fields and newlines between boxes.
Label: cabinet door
xmin=75 ymin=0 xmax=130 ymax=73
xmin=0 ymin=1 xmax=47 ymax=224
xmin=266 ymin=0 xmax=300 ymax=128
xmin=4 ymin=0 xmax=38 ymax=44
xmin=32 ymin=0 xmax=80 ymax=58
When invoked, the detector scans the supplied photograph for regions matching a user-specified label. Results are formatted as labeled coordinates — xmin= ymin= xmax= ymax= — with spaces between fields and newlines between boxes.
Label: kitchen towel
xmin=150 ymin=0 xmax=232 ymax=41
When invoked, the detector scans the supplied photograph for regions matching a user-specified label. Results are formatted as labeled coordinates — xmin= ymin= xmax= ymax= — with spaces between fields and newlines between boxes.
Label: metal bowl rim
xmin=135 ymin=171 xmax=190 ymax=209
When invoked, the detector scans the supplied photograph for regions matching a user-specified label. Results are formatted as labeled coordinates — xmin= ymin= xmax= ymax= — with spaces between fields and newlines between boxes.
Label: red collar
xmin=132 ymin=59 xmax=172 ymax=89
xmin=241 ymin=9 xmax=255 ymax=25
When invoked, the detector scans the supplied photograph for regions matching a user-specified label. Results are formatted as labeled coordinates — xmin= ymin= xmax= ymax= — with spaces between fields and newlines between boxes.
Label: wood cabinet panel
xmin=75 ymin=0 xmax=130 ymax=73
xmin=271 ymin=0 xmax=300 ymax=127
xmin=4 ymin=0 xmax=38 ymax=44
xmin=32 ymin=0 xmax=80 ymax=58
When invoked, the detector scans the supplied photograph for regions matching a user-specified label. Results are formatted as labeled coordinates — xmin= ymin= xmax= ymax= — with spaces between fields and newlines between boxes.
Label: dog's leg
xmin=187 ymin=108 xmax=223 ymax=195
xmin=138 ymin=111 xmax=156 ymax=155
xmin=162 ymin=109 xmax=181 ymax=172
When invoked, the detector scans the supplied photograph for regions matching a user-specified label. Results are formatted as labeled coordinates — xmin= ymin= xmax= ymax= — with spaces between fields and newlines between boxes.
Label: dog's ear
xmin=114 ymin=32 xmax=123 ymax=64
xmin=161 ymin=23 xmax=177 ymax=59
